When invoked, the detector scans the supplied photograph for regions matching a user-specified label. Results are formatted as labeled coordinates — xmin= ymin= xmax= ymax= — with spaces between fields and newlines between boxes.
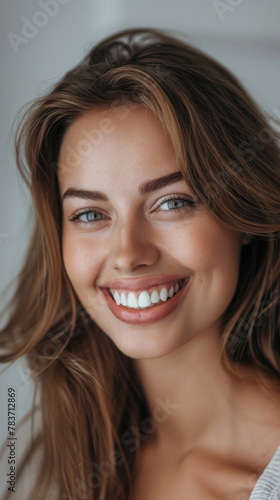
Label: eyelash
xmin=68 ymin=194 xmax=197 ymax=227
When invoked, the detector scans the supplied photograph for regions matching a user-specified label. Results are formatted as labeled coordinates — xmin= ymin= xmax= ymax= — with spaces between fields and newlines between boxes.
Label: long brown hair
xmin=1 ymin=27 xmax=280 ymax=500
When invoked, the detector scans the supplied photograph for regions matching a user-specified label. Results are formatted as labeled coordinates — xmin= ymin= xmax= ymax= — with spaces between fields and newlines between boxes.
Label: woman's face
xmin=58 ymin=105 xmax=243 ymax=359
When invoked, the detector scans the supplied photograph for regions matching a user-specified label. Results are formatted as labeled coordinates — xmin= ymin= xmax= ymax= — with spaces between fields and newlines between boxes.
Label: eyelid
xmin=154 ymin=193 xmax=198 ymax=209
xmin=68 ymin=192 xmax=198 ymax=226
xmin=69 ymin=194 xmax=196 ymax=215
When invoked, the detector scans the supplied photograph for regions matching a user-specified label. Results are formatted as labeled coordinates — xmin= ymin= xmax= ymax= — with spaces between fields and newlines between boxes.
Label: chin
xmin=110 ymin=331 xmax=185 ymax=360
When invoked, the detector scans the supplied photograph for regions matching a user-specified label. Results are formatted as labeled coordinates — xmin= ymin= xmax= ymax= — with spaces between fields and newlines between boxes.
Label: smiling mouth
xmin=108 ymin=278 xmax=186 ymax=310
xmin=100 ymin=277 xmax=190 ymax=325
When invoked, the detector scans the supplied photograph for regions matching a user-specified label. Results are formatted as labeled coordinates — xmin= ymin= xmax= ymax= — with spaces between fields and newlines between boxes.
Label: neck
xmin=132 ymin=325 xmax=277 ymax=461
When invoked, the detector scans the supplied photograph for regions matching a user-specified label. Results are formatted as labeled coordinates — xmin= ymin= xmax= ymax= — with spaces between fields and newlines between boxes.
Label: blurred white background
xmin=0 ymin=0 xmax=279 ymax=497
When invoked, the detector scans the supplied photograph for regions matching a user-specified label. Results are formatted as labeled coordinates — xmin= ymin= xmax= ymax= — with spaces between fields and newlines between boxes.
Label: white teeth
xmin=168 ymin=286 xmax=174 ymax=298
xmin=120 ymin=292 xmax=127 ymax=306
xmin=138 ymin=291 xmax=151 ymax=308
xmin=159 ymin=287 xmax=168 ymax=302
xmin=151 ymin=290 xmax=160 ymax=304
xmin=114 ymin=290 xmax=121 ymax=305
xmin=127 ymin=292 xmax=139 ymax=309
xmin=109 ymin=280 xmax=184 ymax=310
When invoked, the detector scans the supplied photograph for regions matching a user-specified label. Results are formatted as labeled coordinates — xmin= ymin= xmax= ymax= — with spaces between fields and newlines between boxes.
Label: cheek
xmin=62 ymin=230 xmax=110 ymax=320
xmin=174 ymin=221 xmax=241 ymax=331
xmin=171 ymin=219 xmax=240 ymax=270
xmin=203 ymin=225 xmax=241 ymax=275
xmin=171 ymin=218 xmax=241 ymax=303
xmin=62 ymin=230 xmax=101 ymax=286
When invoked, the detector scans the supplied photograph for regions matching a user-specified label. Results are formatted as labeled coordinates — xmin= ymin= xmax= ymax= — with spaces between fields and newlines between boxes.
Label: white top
xmin=249 ymin=446 xmax=280 ymax=499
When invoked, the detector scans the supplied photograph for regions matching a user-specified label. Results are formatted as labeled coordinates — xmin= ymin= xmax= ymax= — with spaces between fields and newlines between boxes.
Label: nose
xmin=109 ymin=217 xmax=159 ymax=273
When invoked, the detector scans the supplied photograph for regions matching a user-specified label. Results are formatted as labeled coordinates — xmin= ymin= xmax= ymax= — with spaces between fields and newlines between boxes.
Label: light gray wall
xmin=0 ymin=0 xmax=279 ymax=497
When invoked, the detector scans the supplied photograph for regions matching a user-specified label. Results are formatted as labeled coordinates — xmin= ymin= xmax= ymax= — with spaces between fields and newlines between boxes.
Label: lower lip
xmin=100 ymin=278 xmax=190 ymax=325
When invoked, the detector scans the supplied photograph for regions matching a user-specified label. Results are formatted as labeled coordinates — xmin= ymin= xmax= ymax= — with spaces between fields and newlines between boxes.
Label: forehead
xmin=57 ymin=105 xmax=178 ymax=190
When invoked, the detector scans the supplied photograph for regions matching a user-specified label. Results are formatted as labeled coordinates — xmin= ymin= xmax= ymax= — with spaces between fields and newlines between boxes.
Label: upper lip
xmin=99 ymin=275 xmax=189 ymax=291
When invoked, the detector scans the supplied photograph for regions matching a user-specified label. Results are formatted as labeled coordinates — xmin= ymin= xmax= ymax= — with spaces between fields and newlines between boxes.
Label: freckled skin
xmin=58 ymin=105 xmax=243 ymax=360
xmin=58 ymin=106 xmax=280 ymax=497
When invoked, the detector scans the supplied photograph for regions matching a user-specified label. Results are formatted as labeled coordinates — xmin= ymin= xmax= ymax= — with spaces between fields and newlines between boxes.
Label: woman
xmin=1 ymin=27 xmax=280 ymax=500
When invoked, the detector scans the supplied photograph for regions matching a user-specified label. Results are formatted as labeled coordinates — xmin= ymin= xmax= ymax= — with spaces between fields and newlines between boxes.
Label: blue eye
xmin=68 ymin=195 xmax=197 ymax=227
xmin=157 ymin=194 xmax=197 ymax=213
xmin=69 ymin=210 xmax=106 ymax=227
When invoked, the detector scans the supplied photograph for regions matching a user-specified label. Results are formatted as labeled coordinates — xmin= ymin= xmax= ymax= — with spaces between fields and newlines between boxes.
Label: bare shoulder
xmin=130 ymin=375 xmax=280 ymax=500
xmin=130 ymin=423 xmax=280 ymax=500
xmin=130 ymin=441 xmax=256 ymax=500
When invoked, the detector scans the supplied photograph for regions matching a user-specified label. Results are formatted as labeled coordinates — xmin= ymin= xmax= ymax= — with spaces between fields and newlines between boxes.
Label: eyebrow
xmin=62 ymin=171 xmax=185 ymax=203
